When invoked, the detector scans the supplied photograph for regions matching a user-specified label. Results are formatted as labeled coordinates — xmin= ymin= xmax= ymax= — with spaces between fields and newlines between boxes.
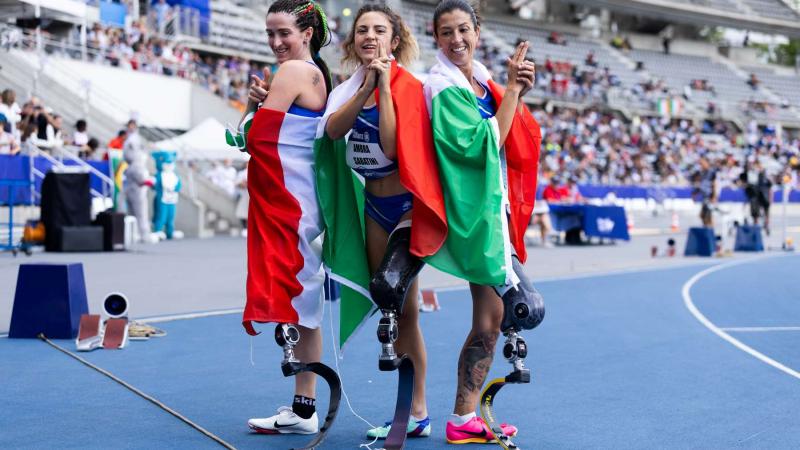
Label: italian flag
xmin=423 ymin=50 xmax=542 ymax=285
xmin=243 ymin=108 xmax=326 ymax=336
xmin=315 ymin=61 xmax=446 ymax=347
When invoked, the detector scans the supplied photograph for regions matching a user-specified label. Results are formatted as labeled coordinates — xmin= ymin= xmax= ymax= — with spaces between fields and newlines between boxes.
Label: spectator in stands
xmin=79 ymin=137 xmax=99 ymax=160
xmin=548 ymin=31 xmax=567 ymax=45
xmin=153 ymin=0 xmax=172 ymax=35
xmin=542 ymin=176 xmax=565 ymax=203
xmin=585 ymin=50 xmax=597 ymax=68
xmin=35 ymin=111 xmax=64 ymax=151
xmin=108 ymin=129 xmax=127 ymax=150
xmin=747 ymin=73 xmax=760 ymax=90
xmin=660 ymin=25 xmax=673 ymax=55
xmin=563 ymin=177 xmax=583 ymax=203
xmin=0 ymin=89 xmax=20 ymax=139
xmin=19 ymin=122 xmax=38 ymax=155
xmin=0 ymin=116 xmax=20 ymax=155
xmin=73 ymin=119 xmax=89 ymax=147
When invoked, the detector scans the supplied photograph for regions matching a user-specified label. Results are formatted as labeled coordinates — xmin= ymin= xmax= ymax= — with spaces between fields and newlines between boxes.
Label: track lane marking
xmin=682 ymin=255 xmax=800 ymax=380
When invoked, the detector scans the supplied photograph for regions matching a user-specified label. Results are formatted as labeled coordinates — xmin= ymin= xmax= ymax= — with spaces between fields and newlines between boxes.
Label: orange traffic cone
xmin=627 ymin=212 xmax=635 ymax=231
xmin=670 ymin=212 xmax=680 ymax=232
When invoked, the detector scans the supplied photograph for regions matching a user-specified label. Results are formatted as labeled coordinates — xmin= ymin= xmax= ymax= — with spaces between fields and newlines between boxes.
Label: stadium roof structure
xmin=0 ymin=0 xmax=100 ymax=25
xmin=569 ymin=0 xmax=800 ymax=37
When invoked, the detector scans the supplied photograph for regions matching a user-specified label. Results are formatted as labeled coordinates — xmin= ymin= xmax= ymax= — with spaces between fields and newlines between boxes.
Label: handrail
xmin=58 ymin=146 xmax=115 ymax=197
xmin=29 ymin=147 xmax=114 ymax=200
xmin=8 ymin=26 xmax=178 ymax=143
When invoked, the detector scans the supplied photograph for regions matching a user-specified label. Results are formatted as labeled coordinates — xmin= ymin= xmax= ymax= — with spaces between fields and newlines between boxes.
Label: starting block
xmin=76 ymin=314 xmax=103 ymax=351
xmin=102 ymin=318 xmax=129 ymax=349
xmin=75 ymin=315 xmax=130 ymax=351
xmin=419 ymin=289 xmax=440 ymax=312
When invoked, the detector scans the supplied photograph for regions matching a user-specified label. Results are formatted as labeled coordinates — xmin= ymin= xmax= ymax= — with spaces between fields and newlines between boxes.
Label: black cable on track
xmin=38 ymin=333 xmax=236 ymax=450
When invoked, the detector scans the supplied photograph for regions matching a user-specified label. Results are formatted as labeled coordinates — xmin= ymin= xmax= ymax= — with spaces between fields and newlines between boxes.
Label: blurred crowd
xmin=532 ymin=106 xmax=800 ymax=189
xmin=0 ymin=87 xmax=101 ymax=159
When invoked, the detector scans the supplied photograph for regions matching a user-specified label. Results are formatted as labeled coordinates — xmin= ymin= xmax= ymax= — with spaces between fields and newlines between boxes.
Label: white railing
xmin=29 ymin=146 xmax=115 ymax=200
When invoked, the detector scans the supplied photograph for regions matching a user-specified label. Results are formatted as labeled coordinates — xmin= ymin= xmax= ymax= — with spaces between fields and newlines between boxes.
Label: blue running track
xmin=1 ymin=255 xmax=798 ymax=449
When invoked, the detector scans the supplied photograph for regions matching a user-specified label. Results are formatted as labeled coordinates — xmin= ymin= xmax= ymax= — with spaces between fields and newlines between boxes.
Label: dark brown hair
xmin=433 ymin=0 xmax=481 ymax=36
xmin=268 ymin=0 xmax=333 ymax=94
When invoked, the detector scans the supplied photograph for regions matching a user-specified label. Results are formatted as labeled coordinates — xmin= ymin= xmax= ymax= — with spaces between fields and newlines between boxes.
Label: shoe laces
xmin=276 ymin=406 xmax=297 ymax=418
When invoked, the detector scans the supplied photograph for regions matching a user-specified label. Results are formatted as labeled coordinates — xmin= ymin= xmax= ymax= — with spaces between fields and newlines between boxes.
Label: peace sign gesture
xmin=506 ymin=41 xmax=535 ymax=98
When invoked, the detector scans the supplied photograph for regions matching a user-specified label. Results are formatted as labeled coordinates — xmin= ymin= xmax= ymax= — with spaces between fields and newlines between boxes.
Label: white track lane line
xmin=682 ymin=255 xmax=800 ymax=380
xmin=136 ymin=308 xmax=243 ymax=324
xmin=720 ymin=327 xmax=800 ymax=332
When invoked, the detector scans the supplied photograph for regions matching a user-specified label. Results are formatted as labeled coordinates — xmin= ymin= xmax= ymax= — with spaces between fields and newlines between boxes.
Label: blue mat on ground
xmin=1 ymin=259 xmax=799 ymax=449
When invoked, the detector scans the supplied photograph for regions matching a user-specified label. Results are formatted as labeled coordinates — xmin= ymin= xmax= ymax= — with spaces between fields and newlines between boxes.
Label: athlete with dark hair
xmin=239 ymin=0 xmax=336 ymax=437
xmin=424 ymin=0 xmax=545 ymax=445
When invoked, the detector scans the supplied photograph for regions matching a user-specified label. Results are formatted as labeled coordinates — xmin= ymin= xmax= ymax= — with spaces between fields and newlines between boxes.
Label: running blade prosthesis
xmin=377 ymin=310 xmax=415 ymax=450
xmin=275 ymin=324 xmax=342 ymax=450
xmin=480 ymin=330 xmax=530 ymax=450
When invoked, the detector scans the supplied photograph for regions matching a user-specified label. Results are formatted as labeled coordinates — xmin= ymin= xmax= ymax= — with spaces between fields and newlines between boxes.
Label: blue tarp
xmin=549 ymin=204 xmax=630 ymax=241
xmin=0 ymin=155 xmax=111 ymax=205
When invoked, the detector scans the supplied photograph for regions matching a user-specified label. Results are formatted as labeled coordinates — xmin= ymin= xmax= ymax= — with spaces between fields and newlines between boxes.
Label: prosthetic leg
xmin=274 ymin=323 xmax=342 ymax=450
xmin=369 ymin=225 xmax=424 ymax=450
xmin=480 ymin=256 xmax=545 ymax=450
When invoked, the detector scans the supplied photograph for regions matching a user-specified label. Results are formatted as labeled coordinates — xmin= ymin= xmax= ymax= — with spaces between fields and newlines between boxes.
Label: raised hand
xmin=248 ymin=67 xmax=271 ymax=105
xmin=506 ymin=41 xmax=534 ymax=97
xmin=369 ymin=41 xmax=392 ymax=92
xmin=516 ymin=57 xmax=535 ymax=98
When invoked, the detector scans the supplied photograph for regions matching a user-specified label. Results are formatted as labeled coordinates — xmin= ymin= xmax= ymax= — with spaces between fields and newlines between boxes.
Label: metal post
xmin=34 ymin=0 xmax=42 ymax=52
xmin=782 ymin=180 xmax=789 ymax=249
xmin=81 ymin=10 xmax=87 ymax=61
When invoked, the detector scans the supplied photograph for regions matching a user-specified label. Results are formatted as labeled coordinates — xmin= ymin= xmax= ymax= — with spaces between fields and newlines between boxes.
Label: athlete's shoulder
xmin=273 ymin=60 xmax=317 ymax=81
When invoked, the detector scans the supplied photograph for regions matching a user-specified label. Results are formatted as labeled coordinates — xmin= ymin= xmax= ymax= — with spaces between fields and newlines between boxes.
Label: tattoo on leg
xmin=456 ymin=331 xmax=498 ymax=408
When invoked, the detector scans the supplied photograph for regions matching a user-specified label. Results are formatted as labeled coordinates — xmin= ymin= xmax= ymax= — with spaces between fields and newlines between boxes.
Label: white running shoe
xmin=248 ymin=406 xmax=319 ymax=435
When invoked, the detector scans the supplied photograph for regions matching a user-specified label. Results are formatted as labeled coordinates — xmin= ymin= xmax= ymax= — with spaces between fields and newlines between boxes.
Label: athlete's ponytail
xmin=268 ymin=0 xmax=333 ymax=94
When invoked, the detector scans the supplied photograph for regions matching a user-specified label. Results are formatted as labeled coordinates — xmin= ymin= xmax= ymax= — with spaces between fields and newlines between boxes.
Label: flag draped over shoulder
xmin=243 ymin=108 xmax=325 ymax=336
xmin=423 ymin=50 xmax=541 ymax=285
xmin=315 ymin=61 xmax=445 ymax=348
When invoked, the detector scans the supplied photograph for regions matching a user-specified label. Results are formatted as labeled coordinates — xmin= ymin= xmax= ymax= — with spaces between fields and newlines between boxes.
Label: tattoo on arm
xmin=455 ymin=331 xmax=499 ymax=408
xmin=312 ymin=73 xmax=321 ymax=86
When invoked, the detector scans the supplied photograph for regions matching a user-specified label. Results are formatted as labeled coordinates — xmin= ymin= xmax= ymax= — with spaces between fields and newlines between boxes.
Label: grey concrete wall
xmin=189 ymin=84 xmax=243 ymax=130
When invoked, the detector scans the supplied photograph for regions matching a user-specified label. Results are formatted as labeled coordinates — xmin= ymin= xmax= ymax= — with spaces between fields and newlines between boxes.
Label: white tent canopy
xmin=153 ymin=117 xmax=248 ymax=161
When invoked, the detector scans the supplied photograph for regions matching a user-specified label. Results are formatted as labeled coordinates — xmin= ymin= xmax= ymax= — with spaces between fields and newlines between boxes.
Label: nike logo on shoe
xmin=459 ymin=429 xmax=489 ymax=438
xmin=274 ymin=421 xmax=301 ymax=428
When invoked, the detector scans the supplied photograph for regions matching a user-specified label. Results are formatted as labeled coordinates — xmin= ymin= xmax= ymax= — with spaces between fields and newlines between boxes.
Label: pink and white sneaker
xmin=445 ymin=416 xmax=518 ymax=444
